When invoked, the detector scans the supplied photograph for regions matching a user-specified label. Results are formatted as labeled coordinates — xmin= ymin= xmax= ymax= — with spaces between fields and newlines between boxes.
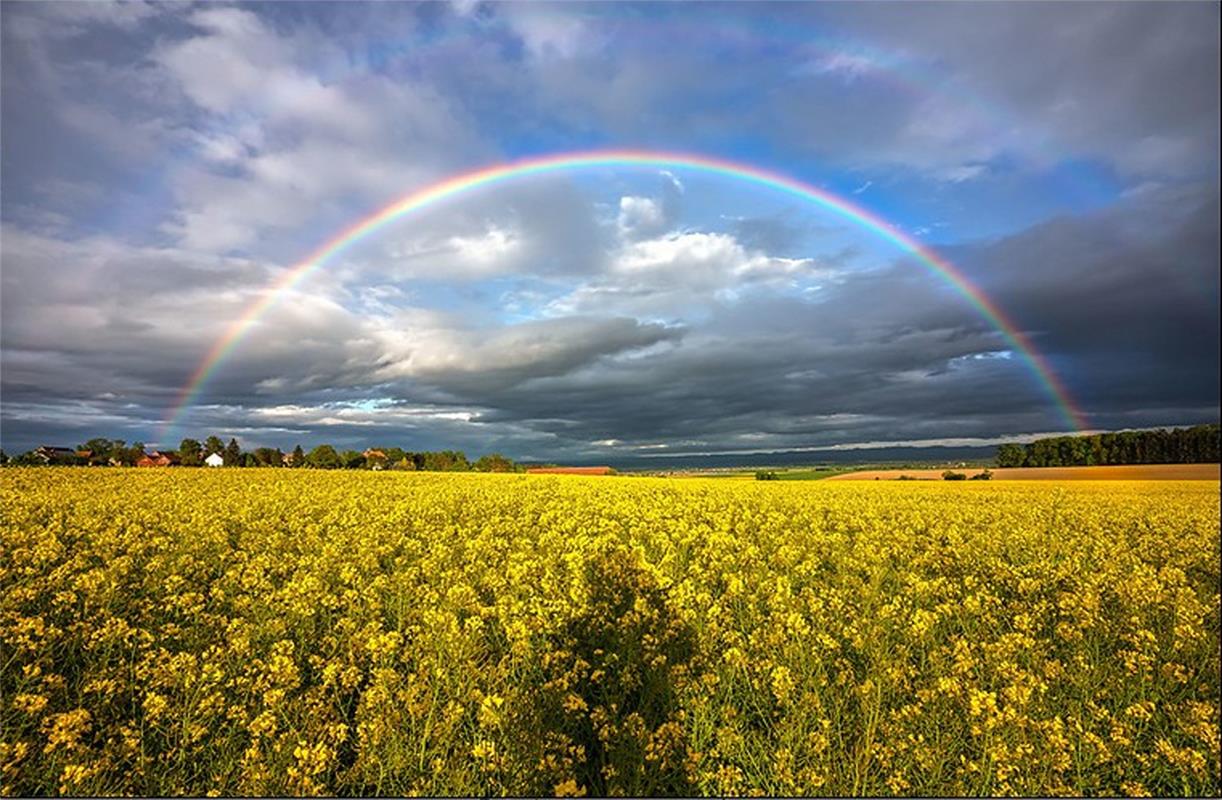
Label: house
xmin=525 ymin=466 xmax=614 ymax=475
xmin=363 ymin=448 xmax=388 ymax=470
xmin=205 ymin=452 xmax=225 ymax=468
xmin=32 ymin=446 xmax=79 ymax=465
xmin=136 ymin=451 xmax=179 ymax=467
xmin=77 ymin=449 xmax=108 ymax=466
xmin=282 ymin=452 xmax=297 ymax=467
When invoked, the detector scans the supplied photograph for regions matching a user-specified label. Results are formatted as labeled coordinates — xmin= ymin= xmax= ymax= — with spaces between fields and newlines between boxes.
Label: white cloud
xmin=801 ymin=50 xmax=880 ymax=81
xmin=449 ymin=0 xmax=482 ymax=17
xmin=501 ymin=7 xmax=591 ymax=60
xmin=370 ymin=314 xmax=681 ymax=387
xmin=614 ymin=172 xmax=684 ymax=239
xmin=22 ymin=1 xmax=163 ymax=35
xmin=447 ymin=227 xmax=521 ymax=267
xmin=254 ymin=402 xmax=478 ymax=426
xmin=938 ymin=164 xmax=989 ymax=183
xmin=543 ymin=230 xmax=834 ymax=319
xmin=149 ymin=7 xmax=485 ymax=253
xmin=617 ymin=196 xmax=666 ymax=237
xmin=615 ymin=231 xmax=815 ymax=283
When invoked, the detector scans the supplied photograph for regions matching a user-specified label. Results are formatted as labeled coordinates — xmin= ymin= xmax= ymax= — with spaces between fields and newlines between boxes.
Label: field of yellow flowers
xmin=2 ymin=468 xmax=1218 ymax=796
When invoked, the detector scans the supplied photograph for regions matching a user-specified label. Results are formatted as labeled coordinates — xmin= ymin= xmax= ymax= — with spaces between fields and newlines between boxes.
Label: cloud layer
xmin=2 ymin=2 xmax=1217 ymax=459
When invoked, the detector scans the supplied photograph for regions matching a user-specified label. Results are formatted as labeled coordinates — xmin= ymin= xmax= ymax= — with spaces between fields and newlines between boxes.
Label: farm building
xmin=205 ymin=453 xmax=224 ymax=467
xmin=137 ymin=451 xmax=179 ymax=467
xmin=32 ymin=446 xmax=79 ymax=465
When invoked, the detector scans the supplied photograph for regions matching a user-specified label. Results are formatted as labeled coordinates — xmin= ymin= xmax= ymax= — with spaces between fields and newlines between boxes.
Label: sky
xmin=1 ymin=1 xmax=1219 ymax=462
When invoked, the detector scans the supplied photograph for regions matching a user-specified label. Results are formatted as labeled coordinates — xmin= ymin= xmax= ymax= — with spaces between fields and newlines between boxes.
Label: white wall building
xmin=204 ymin=452 xmax=224 ymax=467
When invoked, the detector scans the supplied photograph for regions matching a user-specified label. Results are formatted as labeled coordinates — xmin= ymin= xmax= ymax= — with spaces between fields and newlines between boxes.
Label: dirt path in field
xmin=827 ymin=463 xmax=1221 ymax=481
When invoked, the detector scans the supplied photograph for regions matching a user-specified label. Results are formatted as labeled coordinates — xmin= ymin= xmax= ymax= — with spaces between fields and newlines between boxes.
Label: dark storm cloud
xmin=949 ymin=183 xmax=1221 ymax=426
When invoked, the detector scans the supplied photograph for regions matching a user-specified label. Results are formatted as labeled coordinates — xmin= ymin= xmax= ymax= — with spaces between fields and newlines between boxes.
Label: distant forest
xmin=996 ymin=424 xmax=1220 ymax=468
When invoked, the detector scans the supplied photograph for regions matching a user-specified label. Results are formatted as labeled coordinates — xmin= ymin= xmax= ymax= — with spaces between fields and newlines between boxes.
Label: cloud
xmin=615 ymin=172 xmax=684 ymax=239
xmin=544 ymin=230 xmax=832 ymax=318
xmin=499 ymin=5 xmax=594 ymax=61
xmin=1 ymin=3 xmax=1217 ymax=460
xmin=7 ymin=1 xmax=163 ymax=38
xmin=146 ymin=7 xmax=488 ymax=254
xmin=937 ymin=164 xmax=989 ymax=184
xmin=818 ymin=2 xmax=1220 ymax=177
xmin=371 ymin=315 xmax=684 ymax=391
xmin=338 ymin=177 xmax=612 ymax=283
xmin=0 ymin=225 xmax=381 ymax=413
xmin=9 ymin=176 xmax=1214 ymax=457
xmin=617 ymin=196 xmax=667 ymax=237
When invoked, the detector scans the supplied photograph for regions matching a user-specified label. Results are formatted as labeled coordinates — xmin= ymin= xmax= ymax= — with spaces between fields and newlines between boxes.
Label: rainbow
xmin=160 ymin=150 xmax=1088 ymax=440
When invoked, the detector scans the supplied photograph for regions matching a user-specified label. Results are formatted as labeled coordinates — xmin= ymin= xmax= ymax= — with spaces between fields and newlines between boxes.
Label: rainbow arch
xmin=160 ymin=149 xmax=1087 ymax=439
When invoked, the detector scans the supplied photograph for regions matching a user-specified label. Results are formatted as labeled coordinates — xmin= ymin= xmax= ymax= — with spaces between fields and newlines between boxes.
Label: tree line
xmin=995 ymin=424 xmax=1220 ymax=468
xmin=1 ymin=436 xmax=520 ymax=472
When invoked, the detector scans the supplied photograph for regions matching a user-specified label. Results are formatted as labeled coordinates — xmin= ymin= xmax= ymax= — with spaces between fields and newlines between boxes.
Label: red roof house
xmin=136 ymin=451 xmax=179 ymax=467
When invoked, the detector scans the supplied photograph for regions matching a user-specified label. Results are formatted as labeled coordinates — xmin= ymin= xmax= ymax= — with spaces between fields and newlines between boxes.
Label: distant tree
xmin=0 ymin=450 xmax=7 ymax=465
xmin=77 ymin=437 xmax=117 ymax=465
xmin=341 ymin=450 xmax=366 ymax=469
xmin=1096 ymin=437 xmax=1109 ymax=464
xmin=1118 ymin=431 xmax=1138 ymax=464
xmin=392 ymin=456 xmax=416 ymax=471
xmin=179 ymin=438 xmax=203 ymax=467
xmin=291 ymin=445 xmax=305 ymax=468
xmin=224 ymin=438 xmax=242 ymax=467
xmin=243 ymin=452 xmax=259 ymax=467
xmin=1193 ymin=424 xmax=1220 ymax=462
xmin=105 ymin=440 xmax=127 ymax=465
xmin=941 ymin=470 xmax=967 ymax=480
xmin=1027 ymin=439 xmax=1056 ymax=467
xmin=1098 ymin=433 xmax=1117 ymax=465
xmin=474 ymin=453 xmax=515 ymax=472
xmin=421 ymin=450 xmax=470 ymax=471
xmin=998 ymin=425 xmax=1220 ymax=469
xmin=204 ymin=436 xmax=225 ymax=457
xmin=118 ymin=442 xmax=146 ymax=467
xmin=307 ymin=444 xmax=342 ymax=469
xmin=755 ymin=471 xmax=778 ymax=481
xmin=969 ymin=469 xmax=992 ymax=481
xmin=995 ymin=443 xmax=1026 ymax=468
xmin=383 ymin=447 xmax=407 ymax=464
xmin=253 ymin=447 xmax=281 ymax=467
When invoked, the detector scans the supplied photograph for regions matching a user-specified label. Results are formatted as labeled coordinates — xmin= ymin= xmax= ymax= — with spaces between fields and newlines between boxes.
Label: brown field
xmin=525 ymin=465 xmax=615 ymax=475
xmin=828 ymin=463 xmax=1221 ymax=481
